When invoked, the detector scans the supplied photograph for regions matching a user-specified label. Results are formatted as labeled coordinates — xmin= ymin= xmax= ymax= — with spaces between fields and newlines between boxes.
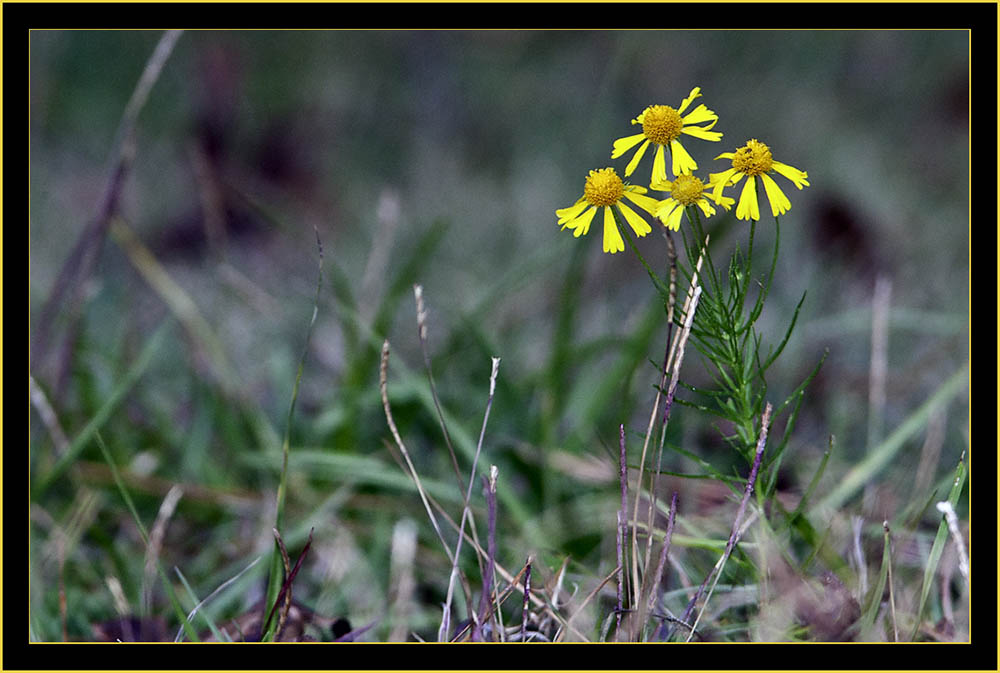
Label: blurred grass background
xmin=29 ymin=29 xmax=969 ymax=642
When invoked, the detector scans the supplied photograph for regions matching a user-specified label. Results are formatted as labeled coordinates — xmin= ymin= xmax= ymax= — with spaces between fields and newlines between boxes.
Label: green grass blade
xmin=94 ymin=431 xmax=199 ymax=642
xmin=175 ymin=568 xmax=224 ymax=642
xmin=817 ymin=365 xmax=967 ymax=512
xmin=857 ymin=523 xmax=891 ymax=637
xmin=33 ymin=319 xmax=173 ymax=499
xmin=789 ymin=435 xmax=833 ymax=522
xmin=262 ymin=227 xmax=324 ymax=642
xmin=909 ymin=455 xmax=967 ymax=641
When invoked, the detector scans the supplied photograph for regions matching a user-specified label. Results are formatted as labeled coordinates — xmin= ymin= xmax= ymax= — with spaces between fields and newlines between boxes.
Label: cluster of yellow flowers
xmin=557 ymin=87 xmax=810 ymax=254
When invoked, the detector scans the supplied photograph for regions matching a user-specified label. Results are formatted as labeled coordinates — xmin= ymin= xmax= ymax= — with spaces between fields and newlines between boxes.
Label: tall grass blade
xmin=261 ymin=226 xmax=323 ymax=642
xmin=909 ymin=454 xmax=967 ymax=641
xmin=34 ymin=320 xmax=172 ymax=498
xmin=858 ymin=520 xmax=892 ymax=638
xmin=174 ymin=567 xmax=225 ymax=642
xmin=817 ymin=366 xmax=967 ymax=512
xmin=93 ymin=431 xmax=198 ymax=641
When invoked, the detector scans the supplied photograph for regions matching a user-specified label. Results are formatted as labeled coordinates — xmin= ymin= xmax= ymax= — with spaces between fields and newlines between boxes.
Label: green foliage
xmin=29 ymin=31 xmax=969 ymax=644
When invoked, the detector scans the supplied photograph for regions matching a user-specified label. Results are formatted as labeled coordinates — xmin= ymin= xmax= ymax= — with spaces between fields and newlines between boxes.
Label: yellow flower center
xmin=640 ymin=105 xmax=683 ymax=145
xmin=583 ymin=167 xmax=624 ymax=207
xmin=668 ymin=174 xmax=705 ymax=206
xmin=730 ymin=139 xmax=774 ymax=176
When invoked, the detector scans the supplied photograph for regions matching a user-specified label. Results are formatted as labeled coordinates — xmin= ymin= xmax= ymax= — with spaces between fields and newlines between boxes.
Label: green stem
xmin=685 ymin=207 xmax=723 ymax=301
xmin=262 ymin=228 xmax=324 ymax=642
xmin=613 ymin=208 xmax=671 ymax=302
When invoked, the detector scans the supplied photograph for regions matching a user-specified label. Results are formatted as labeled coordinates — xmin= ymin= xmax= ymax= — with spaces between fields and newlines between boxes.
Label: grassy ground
xmin=29 ymin=29 xmax=969 ymax=644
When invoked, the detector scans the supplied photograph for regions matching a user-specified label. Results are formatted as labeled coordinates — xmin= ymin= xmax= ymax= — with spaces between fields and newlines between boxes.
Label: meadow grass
xmin=28 ymin=30 xmax=970 ymax=645
xmin=28 ymin=213 xmax=969 ymax=642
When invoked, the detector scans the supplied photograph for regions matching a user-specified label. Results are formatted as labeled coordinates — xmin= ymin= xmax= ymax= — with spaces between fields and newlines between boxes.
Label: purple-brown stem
xmin=615 ymin=509 xmax=625 ymax=641
xmin=520 ymin=557 xmax=532 ymax=642
xmin=473 ymin=469 xmax=499 ymax=641
xmin=263 ymin=527 xmax=314 ymax=639
xmin=645 ymin=492 xmax=678 ymax=633
xmin=617 ymin=424 xmax=628 ymax=640
xmin=678 ymin=403 xmax=772 ymax=636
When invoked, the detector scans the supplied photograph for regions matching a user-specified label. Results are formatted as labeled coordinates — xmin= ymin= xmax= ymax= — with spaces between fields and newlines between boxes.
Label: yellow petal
xmin=612 ymin=133 xmax=647 ymax=159
xmin=624 ymin=139 xmax=650 ymax=176
xmin=681 ymin=103 xmax=718 ymax=128
xmin=556 ymin=197 xmax=588 ymax=224
xmin=652 ymin=145 xmax=669 ymax=183
xmin=663 ymin=203 xmax=684 ymax=231
xmin=771 ymin=161 xmax=810 ymax=189
xmin=761 ymin=173 xmax=791 ymax=217
xmin=563 ymin=205 xmax=597 ymax=236
xmin=677 ymin=87 xmax=701 ymax=114
xmin=603 ymin=207 xmax=624 ymax=253
xmin=623 ymin=190 xmax=661 ymax=216
xmin=655 ymin=198 xmax=677 ymax=219
xmin=670 ymin=140 xmax=698 ymax=176
xmin=682 ymin=124 xmax=723 ymax=142
xmin=709 ymin=169 xmax=739 ymax=200
xmin=649 ymin=173 xmax=672 ymax=191
xmin=695 ymin=198 xmax=717 ymax=219
xmin=619 ymin=202 xmax=652 ymax=237
xmin=736 ymin=176 xmax=759 ymax=221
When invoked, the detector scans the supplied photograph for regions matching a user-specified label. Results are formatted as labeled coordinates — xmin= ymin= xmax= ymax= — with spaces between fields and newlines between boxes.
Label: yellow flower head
xmin=611 ymin=87 xmax=723 ymax=185
xmin=651 ymin=172 xmax=734 ymax=231
xmin=709 ymin=139 xmax=810 ymax=221
xmin=556 ymin=167 xmax=660 ymax=254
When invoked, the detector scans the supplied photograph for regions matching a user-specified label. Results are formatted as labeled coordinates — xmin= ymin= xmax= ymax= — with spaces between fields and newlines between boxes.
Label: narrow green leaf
xmin=817 ymin=366 xmax=967 ymax=512
xmin=909 ymin=455 xmax=967 ymax=641
xmin=33 ymin=320 xmax=173 ymax=498
xmin=858 ymin=524 xmax=891 ymax=637
xmin=94 ymin=431 xmax=199 ymax=642
xmin=262 ymin=228 xmax=324 ymax=642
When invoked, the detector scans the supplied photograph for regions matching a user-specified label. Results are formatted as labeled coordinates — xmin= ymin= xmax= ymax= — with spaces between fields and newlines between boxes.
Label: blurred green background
xmin=29 ymin=30 xmax=969 ymax=641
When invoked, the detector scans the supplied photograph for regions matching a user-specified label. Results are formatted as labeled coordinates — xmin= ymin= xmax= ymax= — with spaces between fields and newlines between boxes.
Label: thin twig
xmin=173 ymin=557 xmax=261 ymax=642
xmin=380 ymin=341 xmax=456 ymax=564
xmin=143 ymin=485 xmax=184 ymax=615
xmin=414 ymin=285 xmax=466 ymax=494
xmin=440 ymin=356 xmax=501 ymax=642
xmin=635 ymin=281 xmax=703 ymax=639
xmin=633 ymin=241 xmax=707 ymax=613
xmin=615 ymin=509 xmax=626 ymax=641
xmin=553 ymin=565 xmax=621 ymax=642
xmin=473 ymin=466 xmax=500 ymax=641
xmin=642 ymin=491 xmax=678 ymax=637
xmin=616 ymin=424 xmax=627 ymax=641
xmin=450 ymin=556 xmax=535 ymax=643
xmin=682 ymin=402 xmax=772 ymax=641
xmin=378 ymin=437 xmax=591 ymax=641
xmin=31 ymin=30 xmax=183 ymax=391
xmin=521 ymin=556 xmax=533 ymax=643
xmin=434 ymin=494 xmax=590 ymax=641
